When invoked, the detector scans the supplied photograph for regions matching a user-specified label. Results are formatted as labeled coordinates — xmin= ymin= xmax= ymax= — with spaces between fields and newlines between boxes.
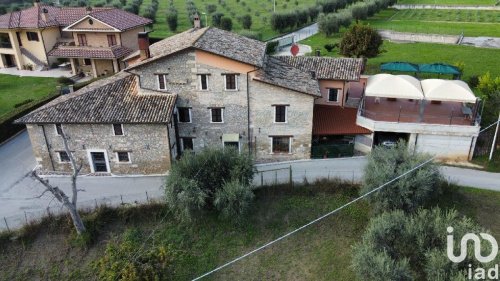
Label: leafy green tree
xmin=240 ymin=14 xmax=252 ymax=29
xmin=165 ymin=147 xmax=255 ymax=221
xmin=361 ymin=141 xmax=442 ymax=214
xmin=166 ymin=8 xmax=178 ymax=32
xmin=212 ymin=12 xmax=225 ymax=27
xmin=477 ymin=72 xmax=500 ymax=126
xmin=352 ymin=208 xmax=495 ymax=281
xmin=340 ymin=24 xmax=383 ymax=58
xmin=220 ymin=16 xmax=233 ymax=31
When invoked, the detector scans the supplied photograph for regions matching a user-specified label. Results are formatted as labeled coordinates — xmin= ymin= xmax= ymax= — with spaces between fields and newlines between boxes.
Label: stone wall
xmin=132 ymin=50 xmax=250 ymax=152
xmin=27 ymin=123 xmax=172 ymax=175
xmin=249 ymin=80 xmax=315 ymax=161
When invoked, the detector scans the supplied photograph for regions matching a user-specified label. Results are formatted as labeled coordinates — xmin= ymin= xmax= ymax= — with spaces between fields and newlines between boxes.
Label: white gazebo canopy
xmin=365 ymin=74 xmax=424 ymax=100
xmin=421 ymin=79 xmax=477 ymax=103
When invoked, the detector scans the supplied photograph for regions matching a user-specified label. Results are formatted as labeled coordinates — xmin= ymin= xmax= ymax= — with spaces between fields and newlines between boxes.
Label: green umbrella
xmin=418 ymin=63 xmax=461 ymax=75
xmin=380 ymin=62 xmax=420 ymax=72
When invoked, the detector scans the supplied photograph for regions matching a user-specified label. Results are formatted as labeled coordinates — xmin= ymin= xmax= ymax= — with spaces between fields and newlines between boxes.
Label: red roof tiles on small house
xmin=313 ymin=105 xmax=372 ymax=136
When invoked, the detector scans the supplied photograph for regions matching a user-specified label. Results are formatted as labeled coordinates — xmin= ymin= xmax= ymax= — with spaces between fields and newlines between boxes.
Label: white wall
xmin=415 ymin=134 xmax=474 ymax=160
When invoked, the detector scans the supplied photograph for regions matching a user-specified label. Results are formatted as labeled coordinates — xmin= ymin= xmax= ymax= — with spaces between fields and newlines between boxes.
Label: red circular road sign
xmin=290 ymin=44 xmax=299 ymax=56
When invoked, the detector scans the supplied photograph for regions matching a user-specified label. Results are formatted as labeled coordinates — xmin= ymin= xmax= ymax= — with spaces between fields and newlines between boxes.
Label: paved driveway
xmin=1 ymin=131 xmax=499 ymax=231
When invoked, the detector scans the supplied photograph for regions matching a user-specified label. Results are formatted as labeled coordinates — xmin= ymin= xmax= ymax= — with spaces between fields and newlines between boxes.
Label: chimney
xmin=86 ymin=6 xmax=92 ymax=14
xmin=193 ymin=13 xmax=201 ymax=29
xmin=138 ymin=32 xmax=151 ymax=61
xmin=315 ymin=49 xmax=321 ymax=57
xmin=41 ymin=8 xmax=48 ymax=22
xmin=310 ymin=71 xmax=316 ymax=79
xmin=34 ymin=0 xmax=40 ymax=8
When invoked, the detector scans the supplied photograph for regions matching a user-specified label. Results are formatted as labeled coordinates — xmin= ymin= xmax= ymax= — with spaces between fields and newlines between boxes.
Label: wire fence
xmin=1 ymin=189 xmax=164 ymax=233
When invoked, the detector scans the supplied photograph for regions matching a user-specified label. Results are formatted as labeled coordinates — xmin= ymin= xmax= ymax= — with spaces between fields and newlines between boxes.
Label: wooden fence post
xmin=289 ymin=165 xmax=293 ymax=188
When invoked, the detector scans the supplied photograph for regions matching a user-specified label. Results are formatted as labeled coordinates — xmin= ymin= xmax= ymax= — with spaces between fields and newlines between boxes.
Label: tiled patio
xmin=362 ymin=97 xmax=474 ymax=126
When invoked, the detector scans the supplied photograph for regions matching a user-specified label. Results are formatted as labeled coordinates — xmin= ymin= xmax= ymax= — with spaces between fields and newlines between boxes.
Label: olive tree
xmin=340 ymin=24 xmax=383 ymax=58
xmin=361 ymin=141 xmax=443 ymax=214
xmin=352 ymin=208 xmax=496 ymax=281
xmin=165 ymin=147 xmax=255 ymax=221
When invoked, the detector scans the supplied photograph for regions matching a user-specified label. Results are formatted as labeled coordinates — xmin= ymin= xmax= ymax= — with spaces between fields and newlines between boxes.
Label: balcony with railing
xmin=356 ymin=74 xmax=481 ymax=135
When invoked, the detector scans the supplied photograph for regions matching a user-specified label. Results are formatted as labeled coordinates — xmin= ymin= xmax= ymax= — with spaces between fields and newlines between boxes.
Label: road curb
xmin=0 ymin=129 xmax=26 ymax=147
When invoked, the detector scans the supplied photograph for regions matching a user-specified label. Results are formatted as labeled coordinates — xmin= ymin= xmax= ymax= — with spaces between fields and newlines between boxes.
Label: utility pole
xmin=488 ymin=113 xmax=500 ymax=161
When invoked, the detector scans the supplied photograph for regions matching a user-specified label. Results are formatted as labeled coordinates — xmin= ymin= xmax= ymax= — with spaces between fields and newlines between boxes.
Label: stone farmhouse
xmin=15 ymin=17 xmax=481 ymax=175
xmin=0 ymin=0 xmax=151 ymax=77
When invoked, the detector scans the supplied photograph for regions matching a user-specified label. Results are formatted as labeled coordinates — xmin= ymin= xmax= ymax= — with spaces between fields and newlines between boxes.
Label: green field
xmin=397 ymin=0 xmax=497 ymax=4
xmin=366 ymin=9 xmax=500 ymax=37
xmin=0 ymin=74 xmax=58 ymax=117
xmin=301 ymin=33 xmax=500 ymax=80
xmin=1 ymin=181 xmax=499 ymax=280
xmin=119 ymin=0 xmax=320 ymax=40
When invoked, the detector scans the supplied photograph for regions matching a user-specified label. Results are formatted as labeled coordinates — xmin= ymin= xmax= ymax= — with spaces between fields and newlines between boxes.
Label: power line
xmin=191 ymin=156 xmax=437 ymax=281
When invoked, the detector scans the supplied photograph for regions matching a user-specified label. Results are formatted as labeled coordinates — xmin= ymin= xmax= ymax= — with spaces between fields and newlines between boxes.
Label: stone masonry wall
xmin=26 ymin=123 xmax=172 ymax=175
xmin=132 ymin=50 xmax=250 ymax=152
xmin=249 ymin=80 xmax=315 ymax=161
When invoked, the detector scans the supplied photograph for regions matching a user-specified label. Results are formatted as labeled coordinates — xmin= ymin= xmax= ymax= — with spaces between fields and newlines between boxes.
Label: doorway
xmin=3 ymin=54 xmax=16 ymax=67
xmin=88 ymin=151 xmax=109 ymax=173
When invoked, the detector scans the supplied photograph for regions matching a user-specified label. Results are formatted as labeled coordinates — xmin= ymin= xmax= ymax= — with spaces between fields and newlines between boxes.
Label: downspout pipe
xmin=246 ymin=67 xmax=260 ymax=154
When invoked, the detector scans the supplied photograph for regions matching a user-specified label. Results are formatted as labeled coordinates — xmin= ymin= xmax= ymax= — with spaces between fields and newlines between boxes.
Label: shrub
xmin=165 ymin=148 xmax=255 ymax=221
xmin=212 ymin=12 xmax=224 ymax=27
xmin=166 ymin=9 xmax=178 ymax=31
xmin=220 ymin=17 xmax=233 ymax=31
xmin=324 ymin=43 xmax=336 ymax=52
xmin=93 ymin=228 xmax=176 ymax=281
xmin=361 ymin=141 xmax=443 ymax=214
xmin=240 ymin=14 xmax=252 ymax=29
xmin=352 ymin=208 xmax=494 ymax=281
xmin=57 ymin=76 xmax=75 ymax=85
xmin=214 ymin=179 xmax=255 ymax=220
xmin=206 ymin=4 xmax=217 ymax=14
xmin=340 ymin=23 xmax=383 ymax=58
xmin=468 ymin=75 xmax=480 ymax=89
xmin=266 ymin=40 xmax=279 ymax=54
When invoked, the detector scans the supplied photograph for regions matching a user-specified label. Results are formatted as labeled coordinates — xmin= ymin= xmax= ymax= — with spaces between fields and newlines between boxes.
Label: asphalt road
xmin=0 ymin=131 xmax=498 ymax=231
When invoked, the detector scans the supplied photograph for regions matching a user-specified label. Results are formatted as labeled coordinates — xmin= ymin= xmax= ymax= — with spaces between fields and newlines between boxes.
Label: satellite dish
xmin=290 ymin=44 xmax=299 ymax=57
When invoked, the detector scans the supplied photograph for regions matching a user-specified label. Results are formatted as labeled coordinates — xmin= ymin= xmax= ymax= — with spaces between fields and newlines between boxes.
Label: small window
xmin=83 ymin=58 xmax=91 ymax=65
xmin=210 ymin=108 xmax=223 ymax=123
xmin=272 ymin=136 xmax=291 ymax=154
xmin=116 ymin=151 xmax=130 ymax=163
xmin=224 ymin=74 xmax=237 ymax=90
xmin=58 ymin=151 xmax=70 ymax=162
xmin=26 ymin=32 xmax=39 ymax=42
xmin=55 ymin=123 xmax=63 ymax=135
xmin=77 ymin=34 xmax=87 ymax=46
xmin=113 ymin=124 xmax=123 ymax=136
xmin=157 ymin=74 xmax=167 ymax=90
xmin=107 ymin=34 xmax=117 ymax=47
xmin=181 ymin=138 xmax=194 ymax=151
xmin=274 ymin=105 xmax=287 ymax=123
xmin=177 ymin=108 xmax=191 ymax=123
xmin=328 ymin=88 xmax=339 ymax=102
xmin=199 ymin=74 xmax=208 ymax=90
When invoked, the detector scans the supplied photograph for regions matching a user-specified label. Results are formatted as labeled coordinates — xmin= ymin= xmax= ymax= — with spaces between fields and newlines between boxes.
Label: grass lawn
xmin=0 ymin=74 xmax=58 ymax=118
xmin=366 ymin=9 xmax=500 ymax=37
xmin=301 ymin=33 xmax=500 ymax=80
xmin=397 ymin=0 xmax=497 ymax=4
xmin=1 ymin=181 xmax=499 ymax=280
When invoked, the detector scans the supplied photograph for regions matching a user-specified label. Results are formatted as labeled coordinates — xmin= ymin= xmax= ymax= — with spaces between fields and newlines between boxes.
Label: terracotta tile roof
xmin=15 ymin=72 xmax=177 ymax=124
xmin=48 ymin=45 xmax=133 ymax=59
xmin=128 ymin=27 xmax=266 ymax=70
xmin=275 ymin=56 xmax=364 ymax=81
xmin=313 ymin=105 xmax=372 ymax=135
xmin=253 ymin=56 xmax=321 ymax=97
xmin=0 ymin=4 xmax=150 ymax=30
